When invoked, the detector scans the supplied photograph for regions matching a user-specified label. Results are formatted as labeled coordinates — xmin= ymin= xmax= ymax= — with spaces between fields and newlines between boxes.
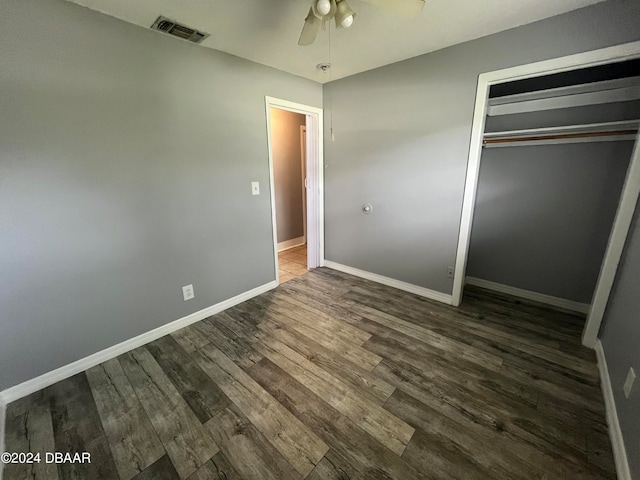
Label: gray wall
xmin=323 ymin=0 xmax=640 ymax=294
xmin=466 ymin=142 xmax=632 ymax=304
xmin=600 ymin=203 xmax=640 ymax=479
xmin=0 ymin=0 xmax=321 ymax=390
xmin=270 ymin=108 xmax=306 ymax=243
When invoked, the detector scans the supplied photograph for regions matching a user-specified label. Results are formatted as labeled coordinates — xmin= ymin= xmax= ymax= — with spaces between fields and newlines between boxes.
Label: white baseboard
xmin=465 ymin=277 xmax=590 ymax=314
xmin=323 ymin=260 xmax=452 ymax=305
xmin=595 ymin=340 xmax=631 ymax=480
xmin=277 ymin=237 xmax=305 ymax=252
xmin=0 ymin=281 xmax=277 ymax=405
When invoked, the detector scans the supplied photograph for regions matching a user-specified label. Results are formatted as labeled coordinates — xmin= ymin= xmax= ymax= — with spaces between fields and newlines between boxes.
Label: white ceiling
xmin=68 ymin=0 xmax=605 ymax=83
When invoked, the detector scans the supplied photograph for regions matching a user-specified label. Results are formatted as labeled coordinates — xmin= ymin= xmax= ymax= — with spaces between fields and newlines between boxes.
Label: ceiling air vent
xmin=151 ymin=16 xmax=210 ymax=44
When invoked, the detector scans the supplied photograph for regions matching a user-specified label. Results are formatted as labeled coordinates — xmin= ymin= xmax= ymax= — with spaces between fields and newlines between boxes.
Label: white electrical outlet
xmin=623 ymin=367 xmax=636 ymax=399
xmin=182 ymin=284 xmax=194 ymax=301
xmin=447 ymin=266 xmax=455 ymax=278
xmin=251 ymin=181 xmax=260 ymax=195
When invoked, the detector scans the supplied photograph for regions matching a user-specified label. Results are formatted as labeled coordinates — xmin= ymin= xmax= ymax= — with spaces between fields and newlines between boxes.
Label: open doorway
xmin=265 ymin=97 xmax=324 ymax=285
xmin=269 ymin=107 xmax=307 ymax=282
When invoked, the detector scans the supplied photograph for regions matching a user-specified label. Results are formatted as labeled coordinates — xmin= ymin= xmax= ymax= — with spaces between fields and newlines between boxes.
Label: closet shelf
xmin=483 ymin=120 xmax=639 ymax=148
xmin=487 ymin=76 xmax=640 ymax=116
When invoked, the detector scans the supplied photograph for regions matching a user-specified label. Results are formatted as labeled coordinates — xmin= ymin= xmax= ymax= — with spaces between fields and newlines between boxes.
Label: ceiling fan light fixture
xmin=340 ymin=14 xmax=354 ymax=28
xmin=316 ymin=0 xmax=331 ymax=16
xmin=311 ymin=0 xmax=337 ymax=19
xmin=335 ymin=0 xmax=355 ymax=28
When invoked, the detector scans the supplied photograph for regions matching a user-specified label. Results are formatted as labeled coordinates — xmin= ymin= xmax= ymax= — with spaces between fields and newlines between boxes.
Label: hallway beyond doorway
xmin=278 ymin=244 xmax=307 ymax=283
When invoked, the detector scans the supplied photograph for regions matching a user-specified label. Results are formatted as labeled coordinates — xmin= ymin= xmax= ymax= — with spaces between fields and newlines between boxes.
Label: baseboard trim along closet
xmin=595 ymin=340 xmax=632 ymax=480
xmin=277 ymin=236 xmax=306 ymax=252
xmin=465 ymin=277 xmax=590 ymax=314
xmin=0 ymin=281 xmax=278 ymax=406
xmin=323 ymin=260 xmax=452 ymax=305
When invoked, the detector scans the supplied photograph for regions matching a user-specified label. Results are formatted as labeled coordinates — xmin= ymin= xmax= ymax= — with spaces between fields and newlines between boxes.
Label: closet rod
xmin=483 ymin=129 xmax=638 ymax=145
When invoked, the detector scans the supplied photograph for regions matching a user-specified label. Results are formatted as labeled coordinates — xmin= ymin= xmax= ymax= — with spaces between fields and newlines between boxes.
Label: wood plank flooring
xmin=3 ymin=268 xmax=615 ymax=479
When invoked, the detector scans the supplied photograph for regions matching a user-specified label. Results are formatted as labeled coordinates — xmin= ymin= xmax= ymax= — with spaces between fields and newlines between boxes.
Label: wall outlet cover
xmin=182 ymin=284 xmax=195 ymax=301
xmin=447 ymin=266 xmax=455 ymax=278
xmin=623 ymin=367 xmax=636 ymax=399
xmin=251 ymin=181 xmax=260 ymax=195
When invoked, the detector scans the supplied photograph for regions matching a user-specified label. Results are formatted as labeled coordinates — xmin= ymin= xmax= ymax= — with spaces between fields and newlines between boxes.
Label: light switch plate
xmin=251 ymin=181 xmax=260 ymax=195
xmin=623 ymin=367 xmax=636 ymax=399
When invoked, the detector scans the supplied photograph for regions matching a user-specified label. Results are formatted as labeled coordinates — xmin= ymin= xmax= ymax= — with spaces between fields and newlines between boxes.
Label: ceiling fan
xmin=299 ymin=0 xmax=426 ymax=46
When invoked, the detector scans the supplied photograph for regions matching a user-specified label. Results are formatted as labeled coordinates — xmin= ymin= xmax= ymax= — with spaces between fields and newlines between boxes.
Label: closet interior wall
xmin=466 ymin=70 xmax=640 ymax=306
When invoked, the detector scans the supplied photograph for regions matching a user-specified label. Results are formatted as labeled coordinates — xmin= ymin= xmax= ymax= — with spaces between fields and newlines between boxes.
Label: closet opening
xmin=452 ymin=42 xmax=640 ymax=348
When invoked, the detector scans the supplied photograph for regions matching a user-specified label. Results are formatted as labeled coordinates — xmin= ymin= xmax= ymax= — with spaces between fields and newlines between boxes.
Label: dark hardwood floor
xmin=3 ymin=268 xmax=615 ymax=479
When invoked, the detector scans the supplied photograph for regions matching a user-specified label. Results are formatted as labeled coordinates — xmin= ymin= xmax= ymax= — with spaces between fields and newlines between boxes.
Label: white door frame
xmin=451 ymin=41 xmax=640 ymax=348
xmin=265 ymin=97 xmax=324 ymax=284
xmin=300 ymin=125 xmax=308 ymax=243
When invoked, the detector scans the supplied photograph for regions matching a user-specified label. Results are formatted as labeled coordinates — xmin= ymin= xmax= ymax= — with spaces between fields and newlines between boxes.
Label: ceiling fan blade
xmin=360 ymin=0 xmax=425 ymax=16
xmin=299 ymin=8 xmax=322 ymax=45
